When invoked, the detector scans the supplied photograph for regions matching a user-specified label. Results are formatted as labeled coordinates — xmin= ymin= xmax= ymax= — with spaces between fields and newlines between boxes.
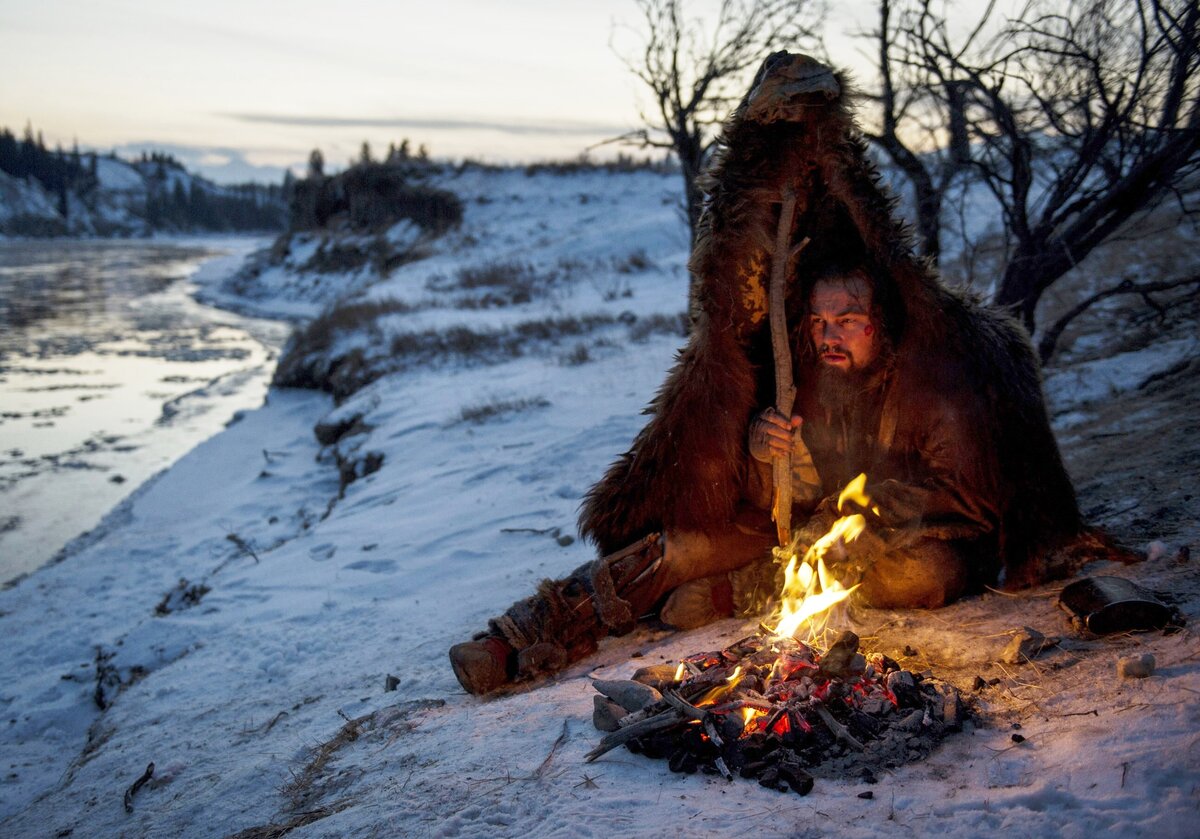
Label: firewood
xmin=585 ymin=709 xmax=686 ymax=762
xmin=813 ymin=703 xmax=865 ymax=751
xmin=659 ymin=689 xmax=707 ymax=722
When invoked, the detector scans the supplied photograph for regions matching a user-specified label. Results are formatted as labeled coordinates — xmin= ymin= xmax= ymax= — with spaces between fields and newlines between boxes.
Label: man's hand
xmin=749 ymin=408 xmax=802 ymax=462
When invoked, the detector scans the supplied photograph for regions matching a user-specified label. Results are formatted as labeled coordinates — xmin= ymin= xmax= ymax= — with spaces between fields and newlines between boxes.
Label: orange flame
xmin=769 ymin=474 xmax=870 ymax=642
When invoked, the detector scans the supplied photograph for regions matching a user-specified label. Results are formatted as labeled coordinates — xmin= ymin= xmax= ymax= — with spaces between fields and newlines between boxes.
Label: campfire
xmin=588 ymin=475 xmax=965 ymax=794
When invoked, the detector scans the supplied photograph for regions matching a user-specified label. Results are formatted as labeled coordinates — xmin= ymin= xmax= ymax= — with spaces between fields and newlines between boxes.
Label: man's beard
xmin=815 ymin=363 xmax=873 ymax=413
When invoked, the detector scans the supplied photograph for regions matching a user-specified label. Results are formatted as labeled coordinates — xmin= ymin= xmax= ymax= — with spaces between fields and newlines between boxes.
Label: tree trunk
xmin=994 ymin=243 xmax=1074 ymax=337
xmin=995 ymin=271 xmax=1036 ymax=335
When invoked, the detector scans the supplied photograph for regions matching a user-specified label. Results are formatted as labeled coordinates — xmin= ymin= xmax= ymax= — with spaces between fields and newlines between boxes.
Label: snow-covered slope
xmin=0 ymin=166 xmax=1196 ymax=838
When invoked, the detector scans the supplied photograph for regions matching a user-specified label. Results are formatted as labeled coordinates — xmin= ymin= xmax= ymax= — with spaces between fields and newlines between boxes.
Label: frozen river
xmin=0 ymin=237 xmax=289 ymax=585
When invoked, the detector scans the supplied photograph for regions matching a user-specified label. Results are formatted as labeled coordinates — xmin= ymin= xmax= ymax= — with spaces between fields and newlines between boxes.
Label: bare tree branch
xmin=862 ymin=0 xmax=1200 ymax=342
xmin=609 ymin=0 xmax=824 ymax=260
xmin=1038 ymin=273 xmax=1200 ymax=361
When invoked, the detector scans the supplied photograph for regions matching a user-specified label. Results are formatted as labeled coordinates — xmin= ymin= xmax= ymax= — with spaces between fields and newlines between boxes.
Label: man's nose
xmin=822 ymin=322 xmax=844 ymax=344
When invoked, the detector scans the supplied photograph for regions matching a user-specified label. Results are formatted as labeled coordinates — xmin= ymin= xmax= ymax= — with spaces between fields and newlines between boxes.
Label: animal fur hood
xmin=579 ymin=52 xmax=1084 ymax=589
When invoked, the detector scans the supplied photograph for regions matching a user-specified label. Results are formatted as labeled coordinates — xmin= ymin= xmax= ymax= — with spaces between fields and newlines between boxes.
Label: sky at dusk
xmin=2 ymin=1 xmax=896 ymax=183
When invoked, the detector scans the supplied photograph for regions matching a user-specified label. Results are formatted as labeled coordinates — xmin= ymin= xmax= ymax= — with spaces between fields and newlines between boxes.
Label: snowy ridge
xmin=0 ymin=154 xmax=282 ymax=238
xmin=0 ymin=166 xmax=1197 ymax=838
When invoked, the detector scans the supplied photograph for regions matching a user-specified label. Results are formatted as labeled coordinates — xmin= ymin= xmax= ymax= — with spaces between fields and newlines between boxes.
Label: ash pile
xmin=587 ymin=630 xmax=966 ymax=794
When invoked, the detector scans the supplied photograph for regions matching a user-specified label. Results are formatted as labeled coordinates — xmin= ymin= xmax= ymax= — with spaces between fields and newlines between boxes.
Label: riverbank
xmin=0 ymin=237 xmax=286 ymax=584
xmin=0 ymin=167 xmax=1197 ymax=838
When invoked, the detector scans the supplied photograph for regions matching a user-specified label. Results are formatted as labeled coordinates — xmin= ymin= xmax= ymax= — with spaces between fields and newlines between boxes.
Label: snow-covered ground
xmin=1 ymin=166 xmax=1197 ymax=838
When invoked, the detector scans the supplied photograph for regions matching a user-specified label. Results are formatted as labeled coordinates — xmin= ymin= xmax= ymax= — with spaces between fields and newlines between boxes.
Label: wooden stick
xmin=813 ymin=703 xmax=865 ymax=751
xmin=585 ymin=710 xmax=686 ymax=762
xmin=660 ymin=689 xmax=707 ymax=721
xmin=768 ymin=172 xmax=809 ymax=544
xmin=123 ymin=761 xmax=155 ymax=813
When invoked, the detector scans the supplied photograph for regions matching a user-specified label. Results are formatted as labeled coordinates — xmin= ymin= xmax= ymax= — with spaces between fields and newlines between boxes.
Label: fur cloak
xmin=578 ymin=52 xmax=1086 ymax=589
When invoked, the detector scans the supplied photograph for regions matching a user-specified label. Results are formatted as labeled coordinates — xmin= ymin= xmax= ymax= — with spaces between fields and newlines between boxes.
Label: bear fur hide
xmin=578 ymin=51 xmax=1088 ymax=590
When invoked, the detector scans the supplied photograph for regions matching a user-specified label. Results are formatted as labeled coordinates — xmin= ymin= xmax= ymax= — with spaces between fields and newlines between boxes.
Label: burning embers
xmin=587 ymin=630 xmax=965 ymax=794
xmin=586 ymin=474 xmax=964 ymax=793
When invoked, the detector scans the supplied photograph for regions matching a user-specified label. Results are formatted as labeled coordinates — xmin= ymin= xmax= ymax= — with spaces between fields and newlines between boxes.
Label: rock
xmin=939 ymin=684 xmax=963 ymax=731
xmin=818 ymin=631 xmax=861 ymax=679
xmin=384 ymin=673 xmax=400 ymax=692
xmin=592 ymin=678 xmax=662 ymax=712
xmin=1117 ymin=654 xmax=1156 ymax=679
xmin=886 ymin=670 xmax=922 ymax=708
xmin=631 ymin=663 xmax=680 ymax=691
xmin=592 ymin=695 xmax=626 ymax=732
xmin=847 ymin=653 xmax=867 ymax=677
xmin=1001 ymin=627 xmax=1058 ymax=664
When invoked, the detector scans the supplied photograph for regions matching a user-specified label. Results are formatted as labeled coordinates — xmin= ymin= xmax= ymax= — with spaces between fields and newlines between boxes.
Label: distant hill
xmin=0 ymin=126 xmax=287 ymax=237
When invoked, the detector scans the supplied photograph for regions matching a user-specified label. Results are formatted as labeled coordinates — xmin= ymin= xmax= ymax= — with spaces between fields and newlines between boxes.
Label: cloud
xmin=222 ymin=112 xmax=629 ymax=138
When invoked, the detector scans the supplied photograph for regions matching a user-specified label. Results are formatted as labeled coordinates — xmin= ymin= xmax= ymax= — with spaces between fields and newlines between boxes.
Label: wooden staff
xmin=768 ymin=182 xmax=808 ymax=547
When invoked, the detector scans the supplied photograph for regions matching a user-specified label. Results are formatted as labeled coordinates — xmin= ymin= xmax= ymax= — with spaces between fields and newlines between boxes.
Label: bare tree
xmin=858 ymin=0 xmax=979 ymax=262
xmin=875 ymin=0 xmax=1200 ymax=356
xmin=611 ymin=0 xmax=823 ymax=245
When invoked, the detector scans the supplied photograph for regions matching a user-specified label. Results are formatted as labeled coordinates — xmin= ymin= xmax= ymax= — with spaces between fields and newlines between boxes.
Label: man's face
xmin=808 ymin=275 xmax=879 ymax=372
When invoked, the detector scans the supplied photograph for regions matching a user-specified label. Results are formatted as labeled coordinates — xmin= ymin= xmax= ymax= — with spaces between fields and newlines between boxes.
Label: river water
xmin=0 ymin=238 xmax=291 ymax=586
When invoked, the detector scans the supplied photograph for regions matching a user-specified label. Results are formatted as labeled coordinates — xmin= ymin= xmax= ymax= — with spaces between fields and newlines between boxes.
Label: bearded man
xmin=449 ymin=52 xmax=1122 ymax=695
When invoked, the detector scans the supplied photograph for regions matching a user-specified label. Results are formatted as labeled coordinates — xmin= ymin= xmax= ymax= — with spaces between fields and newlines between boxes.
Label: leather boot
xmin=449 ymin=534 xmax=664 ymax=695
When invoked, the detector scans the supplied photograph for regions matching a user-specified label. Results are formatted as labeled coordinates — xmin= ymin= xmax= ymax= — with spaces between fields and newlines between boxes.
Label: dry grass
xmin=456 ymin=396 xmax=551 ymax=424
xmin=628 ymin=312 xmax=688 ymax=342
xmin=283 ymin=298 xmax=417 ymax=357
xmin=615 ymin=248 xmax=652 ymax=274
xmin=389 ymin=313 xmax=618 ymax=362
xmin=428 ymin=260 xmax=563 ymax=308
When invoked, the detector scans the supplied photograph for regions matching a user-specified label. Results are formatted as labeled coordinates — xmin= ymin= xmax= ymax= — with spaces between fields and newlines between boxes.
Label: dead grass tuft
xmin=456 ymin=396 xmax=551 ymax=424
xmin=428 ymin=260 xmax=563 ymax=308
xmin=281 ymin=298 xmax=417 ymax=359
xmin=628 ymin=312 xmax=688 ymax=342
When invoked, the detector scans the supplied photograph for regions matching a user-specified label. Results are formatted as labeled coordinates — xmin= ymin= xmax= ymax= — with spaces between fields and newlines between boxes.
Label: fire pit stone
xmin=1117 ymin=653 xmax=1156 ymax=679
